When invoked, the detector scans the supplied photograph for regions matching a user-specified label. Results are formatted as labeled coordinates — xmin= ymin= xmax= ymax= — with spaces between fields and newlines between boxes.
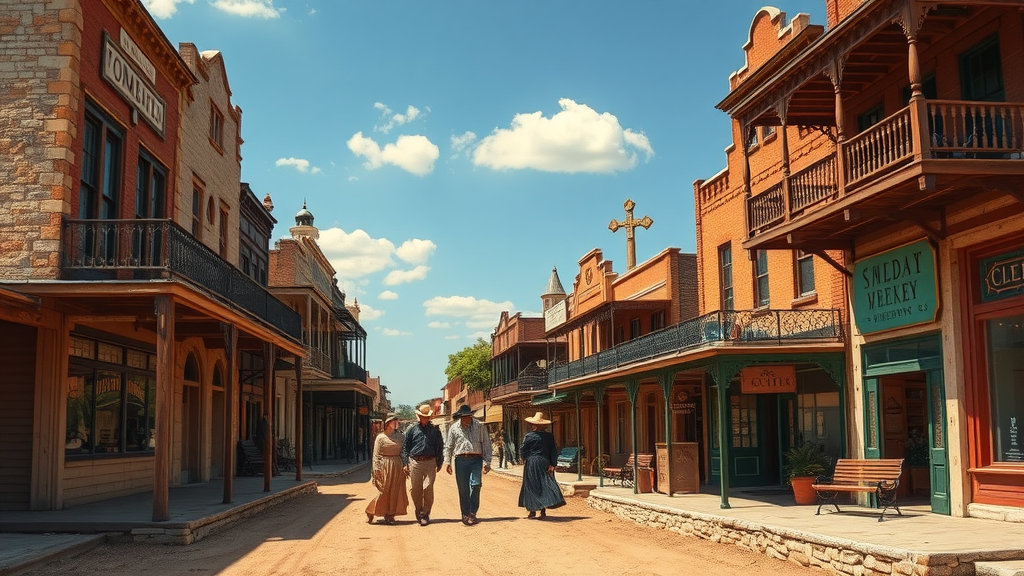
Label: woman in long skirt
xmin=366 ymin=413 xmax=409 ymax=525
xmin=518 ymin=412 xmax=566 ymax=519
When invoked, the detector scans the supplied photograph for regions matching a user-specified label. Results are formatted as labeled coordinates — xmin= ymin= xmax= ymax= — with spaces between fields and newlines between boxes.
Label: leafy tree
xmin=395 ymin=404 xmax=415 ymax=421
xmin=444 ymin=338 xmax=492 ymax=391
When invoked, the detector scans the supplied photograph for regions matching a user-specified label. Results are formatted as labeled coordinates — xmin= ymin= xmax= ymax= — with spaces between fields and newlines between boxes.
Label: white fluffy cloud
xmin=423 ymin=295 xmax=512 ymax=331
xmin=357 ymin=302 xmax=384 ymax=321
xmin=211 ymin=0 xmax=283 ymax=18
xmin=396 ymin=239 xmax=436 ymax=265
xmin=378 ymin=290 xmax=399 ymax=300
xmin=472 ymin=98 xmax=653 ymax=173
xmin=382 ymin=328 xmax=412 ymax=336
xmin=314 ymin=228 xmax=435 ymax=289
xmin=428 ymin=321 xmax=452 ymax=329
xmin=347 ymin=132 xmax=439 ymax=176
xmin=383 ymin=266 xmax=430 ymax=286
xmin=450 ymin=131 xmax=477 ymax=159
xmin=275 ymin=157 xmax=321 ymax=174
xmin=143 ymin=0 xmax=193 ymax=18
xmin=374 ymin=103 xmax=423 ymax=134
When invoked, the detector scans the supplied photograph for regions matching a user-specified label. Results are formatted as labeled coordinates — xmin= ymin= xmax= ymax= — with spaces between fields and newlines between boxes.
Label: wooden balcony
xmin=61 ymin=218 xmax=302 ymax=340
xmin=744 ymin=99 xmax=1024 ymax=251
xmin=547 ymin=309 xmax=843 ymax=386
xmin=489 ymin=372 xmax=549 ymax=401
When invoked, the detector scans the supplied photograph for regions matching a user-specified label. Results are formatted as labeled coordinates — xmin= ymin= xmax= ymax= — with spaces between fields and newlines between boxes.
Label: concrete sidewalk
xmin=0 ymin=459 xmax=368 ymax=575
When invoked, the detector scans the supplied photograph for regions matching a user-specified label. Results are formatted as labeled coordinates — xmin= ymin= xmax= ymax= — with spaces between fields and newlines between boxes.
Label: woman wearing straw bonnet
xmin=518 ymin=411 xmax=566 ymax=519
xmin=366 ymin=413 xmax=409 ymax=525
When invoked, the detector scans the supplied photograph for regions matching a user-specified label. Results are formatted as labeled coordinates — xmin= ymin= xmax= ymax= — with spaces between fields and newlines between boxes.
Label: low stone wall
xmin=588 ymin=492 xmax=974 ymax=576
xmin=124 ymin=483 xmax=319 ymax=545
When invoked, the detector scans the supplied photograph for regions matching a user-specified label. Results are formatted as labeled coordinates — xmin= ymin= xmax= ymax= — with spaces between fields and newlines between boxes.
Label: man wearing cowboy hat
xmin=401 ymin=404 xmax=444 ymax=526
xmin=443 ymin=404 xmax=492 ymax=525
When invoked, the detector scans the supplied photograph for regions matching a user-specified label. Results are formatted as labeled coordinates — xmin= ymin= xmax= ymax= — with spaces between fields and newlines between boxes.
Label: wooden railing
xmin=790 ymin=154 xmax=837 ymax=212
xmin=745 ymin=99 xmax=1024 ymax=235
xmin=927 ymin=100 xmax=1024 ymax=158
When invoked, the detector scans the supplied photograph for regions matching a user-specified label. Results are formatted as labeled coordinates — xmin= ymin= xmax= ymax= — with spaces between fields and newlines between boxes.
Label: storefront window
xmin=986 ymin=313 xmax=1024 ymax=463
xmin=65 ymin=337 xmax=156 ymax=458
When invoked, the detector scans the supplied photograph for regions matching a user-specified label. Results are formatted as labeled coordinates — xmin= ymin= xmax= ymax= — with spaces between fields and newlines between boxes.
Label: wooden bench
xmin=603 ymin=453 xmax=654 ymax=487
xmin=555 ymin=447 xmax=580 ymax=473
xmin=812 ymin=458 xmax=904 ymax=521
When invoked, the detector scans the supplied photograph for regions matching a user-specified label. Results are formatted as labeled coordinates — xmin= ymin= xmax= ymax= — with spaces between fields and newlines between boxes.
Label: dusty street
xmin=20 ymin=469 xmax=818 ymax=576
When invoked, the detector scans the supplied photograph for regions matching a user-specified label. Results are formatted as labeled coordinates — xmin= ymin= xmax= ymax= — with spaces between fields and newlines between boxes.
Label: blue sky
xmin=147 ymin=0 xmax=822 ymax=407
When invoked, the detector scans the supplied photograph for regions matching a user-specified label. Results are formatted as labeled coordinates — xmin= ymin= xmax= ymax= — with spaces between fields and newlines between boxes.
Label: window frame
xmin=754 ymin=249 xmax=770 ymax=308
xmin=719 ymin=243 xmax=734 ymax=311
xmin=795 ymin=250 xmax=816 ymax=298
xmin=210 ymin=101 xmax=225 ymax=151
xmin=80 ymin=100 xmax=124 ymax=220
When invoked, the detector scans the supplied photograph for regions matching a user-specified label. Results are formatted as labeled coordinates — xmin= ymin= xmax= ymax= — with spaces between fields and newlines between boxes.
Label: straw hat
xmin=415 ymin=404 xmax=434 ymax=418
xmin=524 ymin=411 xmax=551 ymax=426
xmin=383 ymin=413 xmax=399 ymax=427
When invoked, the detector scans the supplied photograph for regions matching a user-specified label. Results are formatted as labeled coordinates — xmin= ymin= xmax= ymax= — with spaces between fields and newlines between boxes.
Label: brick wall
xmin=176 ymin=44 xmax=242 ymax=261
xmin=0 ymin=0 xmax=80 ymax=280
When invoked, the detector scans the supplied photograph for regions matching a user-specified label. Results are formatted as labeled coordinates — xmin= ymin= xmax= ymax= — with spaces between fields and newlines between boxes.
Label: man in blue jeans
xmin=444 ymin=404 xmax=492 ymax=525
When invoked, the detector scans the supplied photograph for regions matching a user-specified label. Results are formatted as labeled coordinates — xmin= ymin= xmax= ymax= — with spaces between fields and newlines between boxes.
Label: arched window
xmin=184 ymin=353 xmax=200 ymax=382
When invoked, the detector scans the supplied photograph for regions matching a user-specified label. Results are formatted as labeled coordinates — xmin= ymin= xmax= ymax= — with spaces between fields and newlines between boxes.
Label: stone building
xmin=0 ymin=0 xmax=303 ymax=517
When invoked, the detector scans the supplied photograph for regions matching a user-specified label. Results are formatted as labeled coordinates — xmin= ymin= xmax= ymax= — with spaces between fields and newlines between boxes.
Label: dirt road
xmin=21 ymin=469 xmax=819 ymax=576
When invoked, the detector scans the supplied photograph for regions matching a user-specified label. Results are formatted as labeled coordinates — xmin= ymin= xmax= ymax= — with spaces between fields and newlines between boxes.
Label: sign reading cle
xmin=740 ymin=366 xmax=796 ymax=394
xmin=852 ymin=239 xmax=938 ymax=334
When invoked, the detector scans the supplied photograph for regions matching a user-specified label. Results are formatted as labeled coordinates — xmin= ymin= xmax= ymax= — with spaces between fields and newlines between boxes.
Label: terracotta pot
xmin=790 ymin=476 xmax=818 ymax=505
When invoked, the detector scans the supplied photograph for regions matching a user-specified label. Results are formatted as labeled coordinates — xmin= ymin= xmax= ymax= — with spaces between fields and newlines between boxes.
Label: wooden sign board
xmin=740 ymin=365 xmax=796 ymax=394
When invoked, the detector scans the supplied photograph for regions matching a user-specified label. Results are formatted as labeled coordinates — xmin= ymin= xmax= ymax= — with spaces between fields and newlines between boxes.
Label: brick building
xmin=701 ymin=0 xmax=1024 ymax=520
xmin=0 ymin=0 xmax=304 ymax=517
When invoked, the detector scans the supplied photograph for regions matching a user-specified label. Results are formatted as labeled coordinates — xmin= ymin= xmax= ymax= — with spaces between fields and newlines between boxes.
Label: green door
xmin=927 ymin=370 xmax=951 ymax=514
xmin=726 ymin=393 xmax=766 ymax=487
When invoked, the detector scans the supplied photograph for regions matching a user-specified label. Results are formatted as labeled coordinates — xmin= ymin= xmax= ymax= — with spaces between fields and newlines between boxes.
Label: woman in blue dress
xmin=518 ymin=412 xmax=566 ymax=519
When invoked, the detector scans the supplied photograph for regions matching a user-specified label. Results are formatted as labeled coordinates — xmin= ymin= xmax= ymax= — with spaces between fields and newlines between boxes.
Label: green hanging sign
xmin=980 ymin=247 xmax=1024 ymax=303
xmin=853 ymin=239 xmax=938 ymax=334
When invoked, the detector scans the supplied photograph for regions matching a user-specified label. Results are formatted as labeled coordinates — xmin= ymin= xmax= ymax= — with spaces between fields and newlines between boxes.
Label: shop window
xmin=65 ymin=338 xmax=156 ymax=457
xmin=795 ymin=250 xmax=815 ymax=297
xmin=719 ymin=243 xmax=734 ymax=311
xmin=985 ymin=313 xmax=1024 ymax=463
xmin=754 ymin=249 xmax=770 ymax=308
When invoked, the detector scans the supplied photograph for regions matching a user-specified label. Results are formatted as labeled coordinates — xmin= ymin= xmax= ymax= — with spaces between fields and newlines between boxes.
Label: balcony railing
xmin=490 ymin=372 xmax=549 ymax=399
xmin=62 ymin=218 xmax=301 ymax=340
xmin=305 ymin=346 xmax=331 ymax=374
xmin=746 ymin=99 xmax=1024 ymax=233
xmin=547 ymin=309 xmax=842 ymax=385
xmin=339 ymin=361 xmax=366 ymax=383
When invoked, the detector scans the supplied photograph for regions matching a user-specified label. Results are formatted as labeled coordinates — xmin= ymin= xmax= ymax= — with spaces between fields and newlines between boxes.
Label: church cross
xmin=608 ymin=198 xmax=653 ymax=270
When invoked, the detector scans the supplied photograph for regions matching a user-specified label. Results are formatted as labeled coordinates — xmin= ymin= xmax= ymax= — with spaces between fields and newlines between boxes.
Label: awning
xmin=483 ymin=404 xmax=503 ymax=424
xmin=531 ymin=392 xmax=568 ymax=406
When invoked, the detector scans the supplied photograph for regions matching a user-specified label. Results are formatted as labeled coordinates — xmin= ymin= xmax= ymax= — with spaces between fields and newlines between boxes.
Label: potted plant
xmin=784 ymin=443 xmax=831 ymax=505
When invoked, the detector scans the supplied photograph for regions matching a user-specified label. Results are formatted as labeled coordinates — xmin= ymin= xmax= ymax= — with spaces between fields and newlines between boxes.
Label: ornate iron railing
xmin=547 ymin=308 xmax=843 ymax=385
xmin=305 ymin=346 xmax=332 ymax=374
xmin=489 ymin=372 xmax=549 ymax=399
xmin=62 ymin=218 xmax=301 ymax=340
xmin=340 ymin=361 xmax=366 ymax=383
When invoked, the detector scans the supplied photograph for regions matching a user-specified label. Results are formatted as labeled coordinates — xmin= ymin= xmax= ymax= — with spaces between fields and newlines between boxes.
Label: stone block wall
xmin=0 ymin=0 xmax=80 ymax=280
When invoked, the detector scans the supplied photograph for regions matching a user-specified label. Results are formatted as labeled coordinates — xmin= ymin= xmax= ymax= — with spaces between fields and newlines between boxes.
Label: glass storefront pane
xmin=94 ymin=370 xmax=123 ymax=453
xmin=65 ymin=375 xmax=93 ymax=455
xmin=986 ymin=314 xmax=1024 ymax=463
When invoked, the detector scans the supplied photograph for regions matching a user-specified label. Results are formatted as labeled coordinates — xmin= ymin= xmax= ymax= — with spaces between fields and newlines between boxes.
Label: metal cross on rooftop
xmin=608 ymin=198 xmax=653 ymax=270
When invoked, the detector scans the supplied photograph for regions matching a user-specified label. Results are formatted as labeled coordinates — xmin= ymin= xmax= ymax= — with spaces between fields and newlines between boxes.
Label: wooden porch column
xmin=826 ymin=55 xmax=847 ymax=197
xmin=658 ymin=372 xmax=674 ymax=497
xmin=741 ymin=119 xmax=753 ymax=237
xmin=263 ymin=343 xmax=276 ymax=491
xmin=625 ymin=379 xmax=640 ymax=495
xmin=222 ymin=323 xmax=238 ymax=503
xmin=776 ymin=99 xmax=792 ymax=223
xmin=594 ymin=385 xmax=606 ymax=487
xmin=900 ymin=6 xmax=932 ymax=161
xmin=294 ymin=355 xmax=303 ymax=481
xmin=153 ymin=295 xmax=175 ymax=522
xmin=574 ymin=391 xmax=582 ymax=481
